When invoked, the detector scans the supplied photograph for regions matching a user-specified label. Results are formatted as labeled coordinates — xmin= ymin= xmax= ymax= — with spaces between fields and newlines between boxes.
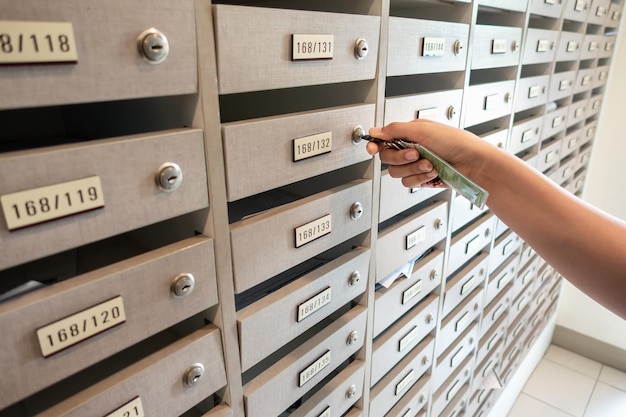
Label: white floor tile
xmin=599 ymin=366 xmax=626 ymax=392
xmin=583 ymin=382 xmax=626 ymax=417
xmin=544 ymin=345 xmax=603 ymax=379
xmin=508 ymin=393 xmax=575 ymax=417
xmin=523 ymin=359 xmax=597 ymax=417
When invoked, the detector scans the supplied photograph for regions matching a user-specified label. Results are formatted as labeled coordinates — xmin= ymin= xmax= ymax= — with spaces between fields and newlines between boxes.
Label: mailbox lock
xmin=453 ymin=39 xmax=464 ymax=56
xmin=419 ymin=394 xmax=427 ymax=404
xmin=350 ymin=202 xmax=364 ymax=220
xmin=447 ymin=105 xmax=458 ymax=120
xmin=512 ymin=40 xmax=520 ymax=52
xmin=349 ymin=271 xmax=361 ymax=286
xmin=352 ymin=125 xmax=366 ymax=144
xmin=435 ymin=218 xmax=445 ymax=230
xmin=354 ymin=38 xmax=369 ymax=59
xmin=430 ymin=268 xmax=440 ymax=281
xmin=346 ymin=384 xmax=358 ymax=399
xmin=156 ymin=162 xmax=183 ymax=191
xmin=171 ymin=273 xmax=195 ymax=298
xmin=138 ymin=28 xmax=169 ymax=64
xmin=426 ymin=313 xmax=434 ymax=324
xmin=422 ymin=356 xmax=430 ymax=365
xmin=347 ymin=330 xmax=359 ymax=345
xmin=183 ymin=363 xmax=205 ymax=387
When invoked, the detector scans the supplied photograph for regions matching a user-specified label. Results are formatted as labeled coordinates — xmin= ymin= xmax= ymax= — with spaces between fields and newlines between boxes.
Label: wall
xmin=556 ymin=6 xmax=626 ymax=361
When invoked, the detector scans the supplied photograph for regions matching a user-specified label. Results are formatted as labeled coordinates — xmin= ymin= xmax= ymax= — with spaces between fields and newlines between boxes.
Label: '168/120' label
xmin=36 ymin=296 xmax=126 ymax=357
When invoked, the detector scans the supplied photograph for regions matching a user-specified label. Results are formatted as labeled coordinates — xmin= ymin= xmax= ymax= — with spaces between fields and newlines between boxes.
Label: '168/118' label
xmin=36 ymin=296 xmax=126 ymax=357
xmin=0 ymin=21 xmax=78 ymax=64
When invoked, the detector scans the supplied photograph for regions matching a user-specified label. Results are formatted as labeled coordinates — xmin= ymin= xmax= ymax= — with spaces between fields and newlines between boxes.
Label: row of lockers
xmin=0 ymin=0 xmax=622 ymax=416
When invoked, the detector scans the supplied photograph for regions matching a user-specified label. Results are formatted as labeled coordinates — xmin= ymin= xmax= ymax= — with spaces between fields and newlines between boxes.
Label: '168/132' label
xmin=36 ymin=296 xmax=126 ymax=357
xmin=0 ymin=21 xmax=78 ymax=64
xmin=0 ymin=176 xmax=105 ymax=231
xmin=293 ymin=131 xmax=332 ymax=162
xmin=295 ymin=214 xmax=332 ymax=248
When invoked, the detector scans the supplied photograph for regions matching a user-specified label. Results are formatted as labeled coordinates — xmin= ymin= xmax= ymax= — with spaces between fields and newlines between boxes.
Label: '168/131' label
xmin=0 ymin=176 xmax=105 ymax=231
xmin=292 ymin=34 xmax=334 ymax=60
xmin=36 ymin=296 xmax=126 ymax=357
xmin=0 ymin=21 xmax=78 ymax=64
xmin=105 ymin=397 xmax=145 ymax=417
xmin=295 ymin=214 xmax=332 ymax=248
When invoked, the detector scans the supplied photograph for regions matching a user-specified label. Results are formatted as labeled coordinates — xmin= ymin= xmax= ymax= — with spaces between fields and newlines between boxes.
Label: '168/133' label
xmin=36 ymin=296 xmax=126 ymax=357
xmin=295 ymin=214 xmax=332 ymax=248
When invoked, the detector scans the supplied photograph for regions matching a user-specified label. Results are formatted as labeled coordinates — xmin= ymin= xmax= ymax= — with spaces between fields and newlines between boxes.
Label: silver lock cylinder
xmin=430 ymin=268 xmax=440 ymax=281
xmin=447 ymin=106 xmax=457 ymax=120
xmin=171 ymin=273 xmax=195 ymax=297
xmin=138 ymin=28 xmax=169 ymax=64
xmin=434 ymin=218 xmax=445 ymax=230
xmin=183 ymin=363 xmax=205 ymax=387
xmin=350 ymin=202 xmax=364 ymax=220
xmin=512 ymin=40 xmax=520 ymax=52
xmin=156 ymin=162 xmax=183 ymax=191
xmin=354 ymin=38 xmax=369 ymax=59
xmin=347 ymin=330 xmax=359 ymax=345
xmin=349 ymin=271 xmax=361 ymax=286
xmin=453 ymin=39 xmax=464 ymax=55
xmin=346 ymin=384 xmax=358 ymax=399
xmin=352 ymin=125 xmax=366 ymax=144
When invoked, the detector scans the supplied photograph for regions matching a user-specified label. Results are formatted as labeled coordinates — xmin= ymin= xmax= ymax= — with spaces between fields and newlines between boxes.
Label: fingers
xmin=388 ymin=159 xmax=435 ymax=179
xmin=401 ymin=172 xmax=442 ymax=189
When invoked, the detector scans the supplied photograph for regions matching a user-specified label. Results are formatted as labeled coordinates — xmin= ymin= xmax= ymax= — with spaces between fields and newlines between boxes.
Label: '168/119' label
xmin=295 ymin=214 xmax=331 ymax=248
xmin=36 ymin=296 xmax=126 ymax=357
xmin=0 ymin=176 xmax=105 ymax=231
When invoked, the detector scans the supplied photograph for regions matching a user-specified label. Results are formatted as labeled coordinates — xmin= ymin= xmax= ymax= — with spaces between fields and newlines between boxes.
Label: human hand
xmin=366 ymin=119 xmax=487 ymax=188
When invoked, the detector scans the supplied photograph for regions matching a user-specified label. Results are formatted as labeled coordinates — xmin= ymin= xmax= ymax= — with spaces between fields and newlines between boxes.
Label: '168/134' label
xmin=298 ymin=287 xmax=332 ymax=322
xmin=0 ymin=21 xmax=78 ymax=64
xmin=295 ymin=214 xmax=332 ymax=248
xmin=36 ymin=296 xmax=126 ymax=357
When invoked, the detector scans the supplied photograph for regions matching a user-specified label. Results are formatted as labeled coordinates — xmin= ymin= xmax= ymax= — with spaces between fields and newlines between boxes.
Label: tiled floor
xmin=507 ymin=345 xmax=626 ymax=417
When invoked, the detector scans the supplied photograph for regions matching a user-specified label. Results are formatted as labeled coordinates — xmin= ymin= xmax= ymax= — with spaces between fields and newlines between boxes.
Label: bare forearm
xmin=476 ymin=145 xmax=626 ymax=319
